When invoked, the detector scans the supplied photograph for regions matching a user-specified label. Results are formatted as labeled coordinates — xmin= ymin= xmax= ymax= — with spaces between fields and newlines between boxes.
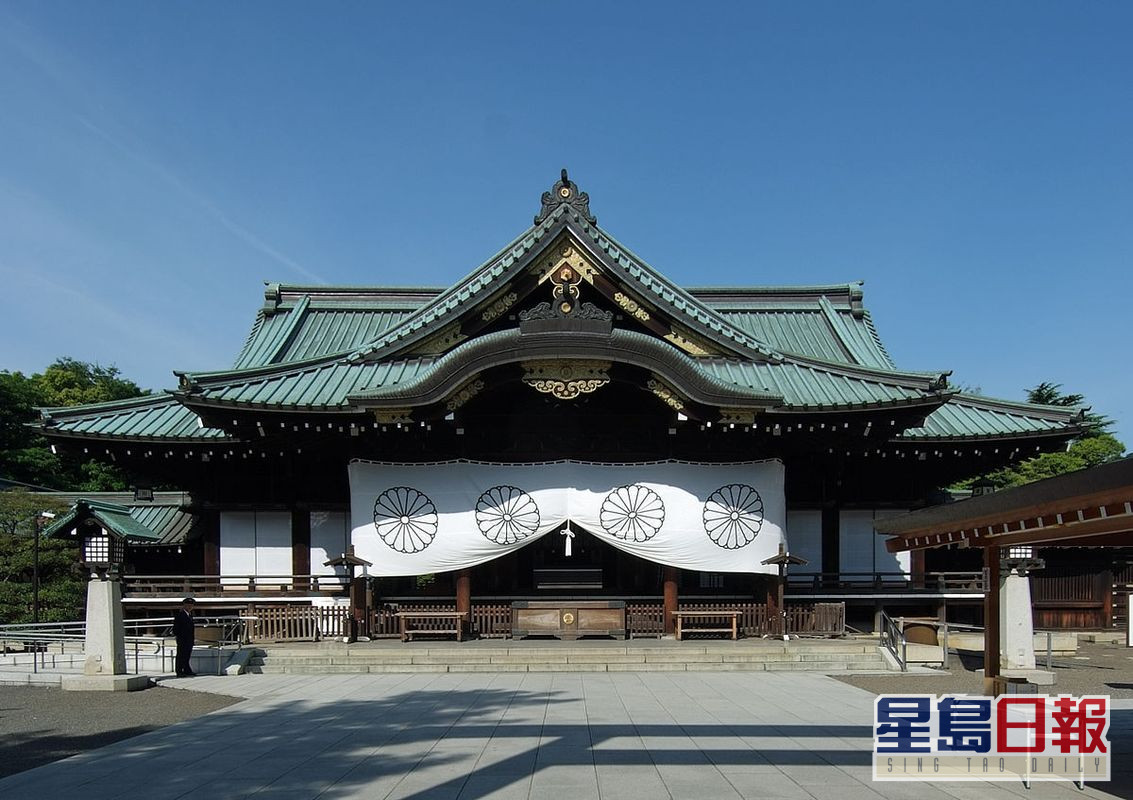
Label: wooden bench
xmin=672 ymin=610 xmax=740 ymax=641
xmin=396 ymin=611 xmax=469 ymax=642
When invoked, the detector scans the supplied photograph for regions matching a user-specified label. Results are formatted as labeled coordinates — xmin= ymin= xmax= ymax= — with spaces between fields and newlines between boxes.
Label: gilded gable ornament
xmin=522 ymin=360 xmax=611 ymax=400
xmin=535 ymin=168 xmax=596 ymax=225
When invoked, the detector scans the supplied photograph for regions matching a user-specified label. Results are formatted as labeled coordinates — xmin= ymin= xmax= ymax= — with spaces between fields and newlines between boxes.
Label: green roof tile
xmin=41 ymin=395 xmax=231 ymax=442
xmin=896 ymin=394 xmax=1079 ymax=441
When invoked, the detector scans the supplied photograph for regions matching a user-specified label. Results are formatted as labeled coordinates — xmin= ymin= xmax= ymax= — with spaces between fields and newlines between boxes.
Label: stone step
xmin=249 ymin=657 xmax=886 ymax=675
xmin=260 ymin=643 xmax=877 ymax=657
xmin=253 ymin=649 xmax=882 ymax=666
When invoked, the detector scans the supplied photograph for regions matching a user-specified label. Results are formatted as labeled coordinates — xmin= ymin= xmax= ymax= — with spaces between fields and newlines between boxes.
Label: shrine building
xmin=37 ymin=172 xmax=1083 ymax=636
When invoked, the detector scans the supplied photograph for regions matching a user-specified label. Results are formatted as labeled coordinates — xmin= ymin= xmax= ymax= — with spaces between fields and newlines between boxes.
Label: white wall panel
xmin=839 ymin=510 xmax=877 ymax=575
xmin=785 ymin=510 xmax=822 ymax=572
xmin=873 ymin=509 xmax=910 ymax=575
xmin=311 ymin=511 xmax=349 ymax=583
xmin=839 ymin=509 xmax=910 ymax=576
xmin=255 ymin=511 xmax=293 ymax=577
xmin=220 ymin=512 xmax=256 ymax=583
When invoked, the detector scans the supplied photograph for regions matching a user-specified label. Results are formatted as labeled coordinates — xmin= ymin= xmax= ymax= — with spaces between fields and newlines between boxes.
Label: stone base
xmin=999 ymin=668 xmax=1057 ymax=686
xmin=61 ymin=674 xmax=152 ymax=692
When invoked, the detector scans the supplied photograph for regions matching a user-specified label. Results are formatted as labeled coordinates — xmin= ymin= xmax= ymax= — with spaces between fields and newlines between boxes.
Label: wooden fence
xmin=246 ymin=600 xmax=845 ymax=642
xmin=675 ymin=601 xmax=844 ymax=637
xmin=248 ymin=604 xmax=349 ymax=642
xmin=1031 ymin=567 xmax=1112 ymax=629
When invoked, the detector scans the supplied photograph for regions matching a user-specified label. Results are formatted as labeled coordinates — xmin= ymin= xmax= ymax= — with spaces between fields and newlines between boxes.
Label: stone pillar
xmin=62 ymin=575 xmax=148 ymax=691
xmin=84 ymin=576 xmax=127 ymax=676
xmin=663 ymin=567 xmax=679 ymax=635
xmin=1000 ymin=567 xmax=1037 ymax=669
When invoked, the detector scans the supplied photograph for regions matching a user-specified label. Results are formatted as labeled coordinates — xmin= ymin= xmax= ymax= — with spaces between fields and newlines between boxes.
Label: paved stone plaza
xmin=0 ymin=672 xmax=1128 ymax=799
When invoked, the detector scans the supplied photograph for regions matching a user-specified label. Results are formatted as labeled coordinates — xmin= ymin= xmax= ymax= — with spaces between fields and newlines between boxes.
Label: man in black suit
xmin=173 ymin=597 xmax=197 ymax=677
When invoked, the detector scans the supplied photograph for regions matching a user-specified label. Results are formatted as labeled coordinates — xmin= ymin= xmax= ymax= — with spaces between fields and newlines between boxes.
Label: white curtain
xmin=348 ymin=460 xmax=786 ymax=576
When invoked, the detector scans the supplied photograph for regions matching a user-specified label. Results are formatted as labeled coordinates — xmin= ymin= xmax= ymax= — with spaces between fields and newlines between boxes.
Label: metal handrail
xmin=879 ymin=611 xmax=907 ymax=671
xmin=884 ymin=616 xmax=1058 ymax=670
xmin=0 ymin=615 xmax=249 ymax=676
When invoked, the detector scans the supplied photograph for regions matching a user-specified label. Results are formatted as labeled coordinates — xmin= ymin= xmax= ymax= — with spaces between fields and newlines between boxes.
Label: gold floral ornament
xmin=480 ymin=291 xmax=518 ymax=323
xmin=646 ymin=378 xmax=685 ymax=411
xmin=522 ymin=360 xmax=611 ymax=400
xmin=614 ymin=292 xmax=650 ymax=322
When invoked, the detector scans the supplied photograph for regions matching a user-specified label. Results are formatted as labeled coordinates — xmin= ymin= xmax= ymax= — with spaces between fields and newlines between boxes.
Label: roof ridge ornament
xmin=536 ymin=168 xmax=596 ymax=225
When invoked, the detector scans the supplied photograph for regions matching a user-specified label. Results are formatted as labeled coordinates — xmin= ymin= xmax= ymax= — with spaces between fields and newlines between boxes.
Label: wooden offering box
xmin=511 ymin=600 xmax=626 ymax=640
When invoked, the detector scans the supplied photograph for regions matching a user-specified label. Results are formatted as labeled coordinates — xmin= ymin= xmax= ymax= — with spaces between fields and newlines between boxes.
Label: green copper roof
xmin=180 ymin=327 xmax=939 ymax=413
xmin=126 ymin=503 xmax=200 ymax=545
xmin=181 ymin=357 xmax=437 ymax=409
xmin=43 ymin=499 xmax=164 ymax=543
xmin=896 ymin=394 xmax=1081 ymax=441
xmin=35 ymin=177 xmax=1082 ymax=448
xmin=40 ymin=395 xmax=231 ymax=442
xmin=234 ymin=293 xmax=420 ymax=369
xmin=701 ymin=360 xmax=935 ymax=409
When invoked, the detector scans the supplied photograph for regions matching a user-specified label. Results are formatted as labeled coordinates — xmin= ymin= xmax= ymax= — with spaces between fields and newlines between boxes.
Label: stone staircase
xmin=246 ymin=639 xmax=891 ymax=674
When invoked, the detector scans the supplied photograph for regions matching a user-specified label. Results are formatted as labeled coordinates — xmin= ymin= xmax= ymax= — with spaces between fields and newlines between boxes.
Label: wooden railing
xmin=627 ymin=602 xmax=665 ymax=637
xmin=786 ymin=571 xmax=984 ymax=594
xmin=122 ymin=574 xmax=348 ymax=597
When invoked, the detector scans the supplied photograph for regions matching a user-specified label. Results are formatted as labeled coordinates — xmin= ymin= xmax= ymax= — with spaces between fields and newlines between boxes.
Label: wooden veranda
xmin=877 ymin=457 xmax=1133 ymax=694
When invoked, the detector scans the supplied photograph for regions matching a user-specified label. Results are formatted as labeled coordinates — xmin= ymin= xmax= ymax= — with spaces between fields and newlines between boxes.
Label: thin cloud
xmin=74 ymin=116 xmax=328 ymax=284
xmin=0 ymin=10 xmax=325 ymax=285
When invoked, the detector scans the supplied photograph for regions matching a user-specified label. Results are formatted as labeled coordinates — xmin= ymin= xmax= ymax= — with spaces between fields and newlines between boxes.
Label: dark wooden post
xmin=663 ymin=566 xmax=679 ymax=635
xmin=456 ymin=569 xmax=471 ymax=636
xmin=983 ymin=546 xmax=1001 ymax=696
xmin=762 ymin=576 xmax=777 ymax=637
xmin=202 ymin=510 xmax=220 ymax=576
xmin=1102 ymin=568 xmax=1114 ymax=629
xmin=291 ymin=510 xmax=311 ymax=590
xmin=350 ymin=576 xmax=367 ymax=638
xmin=821 ymin=505 xmax=840 ymax=581
xmin=911 ymin=549 xmax=926 ymax=590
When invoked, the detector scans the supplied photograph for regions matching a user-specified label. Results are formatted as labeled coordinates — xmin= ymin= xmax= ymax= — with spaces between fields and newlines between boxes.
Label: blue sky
xmin=1 ymin=2 xmax=1129 ymax=444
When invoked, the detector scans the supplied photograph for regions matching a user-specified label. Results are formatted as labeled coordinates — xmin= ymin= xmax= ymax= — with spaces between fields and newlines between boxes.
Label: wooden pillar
xmin=1102 ymin=568 xmax=1114 ymax=628
xmin=202 ymin=510 xmax=220 ymax=576
xmin=983 ymin=546 xmax=1001 ymax=696
xmin=455 ymin=569 xmax=471 ymax=614
xmin=455 ymin=569 xmax=471 ymax=638
xmin=291 ymin=510 xmax=311 ymax=589
xmin=821 ymin=505 xmax=840 ymax=578
xmin=350 ymin=574 xmax=367 ymax=639
xmin=911 ymin=549 xmax=926 ymax=590
xmin=663 ymin=566 xmax=679 ymax=635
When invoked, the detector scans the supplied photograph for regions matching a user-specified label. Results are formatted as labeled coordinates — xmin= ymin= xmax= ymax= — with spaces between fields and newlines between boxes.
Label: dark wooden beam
xmin=663 ymin=567 xmax=679 ymax=635
xmin=983 ymin=546 xmax=1001 ymax=696
xmin=883 ymin=488 xmax=1133 ymax=541
xmin=291 ymin=509 xmax=311 ymax=589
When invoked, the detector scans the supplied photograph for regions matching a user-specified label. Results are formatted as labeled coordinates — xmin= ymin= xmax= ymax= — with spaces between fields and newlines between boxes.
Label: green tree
xmin=1026 ymin=381 xmax=1113 ymax=439
xmin=978 ymin=383 xmax=1126 ymax=489
xmin=0 ymin=358 xmax=148 ymax=490
xmin=0 ymin=490 xmax=82 ymax=623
